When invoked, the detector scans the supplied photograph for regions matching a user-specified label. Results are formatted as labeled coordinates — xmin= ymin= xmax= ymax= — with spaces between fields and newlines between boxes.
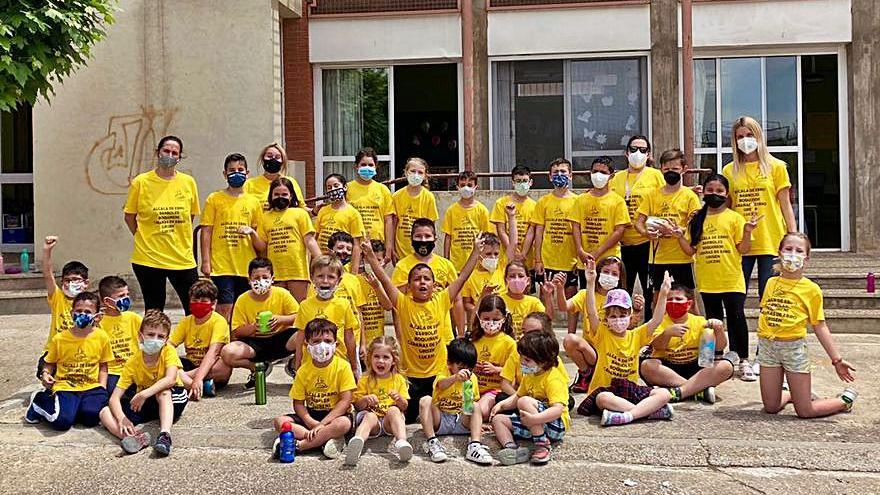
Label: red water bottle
xmin=867 ymin=272 xmax=875 ymax=294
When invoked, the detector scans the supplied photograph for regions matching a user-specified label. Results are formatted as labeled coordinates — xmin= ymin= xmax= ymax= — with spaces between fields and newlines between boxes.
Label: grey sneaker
xmin=465 ymin=441 xmax=493 ymax=465
xmin=344 ymin=436 xmax=364 ymax=466
xmin=394 ymin=439 xmax=413 ymax=463
xmin=121 ymin=431 xmax=152 ymax=454
xmin=423 ymin=437 xmax=448 ymax=463
xmin=497 ymin=445 xmax=530 ymax=465
xmin=322 ymin=438 xmax=342 ymax=459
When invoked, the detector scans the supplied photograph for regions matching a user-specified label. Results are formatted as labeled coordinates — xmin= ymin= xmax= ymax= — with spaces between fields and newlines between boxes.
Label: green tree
xmin=0 ymin=0 xmax=117 ymax=111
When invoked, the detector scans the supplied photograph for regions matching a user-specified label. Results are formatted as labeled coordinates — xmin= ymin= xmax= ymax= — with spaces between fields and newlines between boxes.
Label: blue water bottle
xmin=279 ymin=421 xmax=296 ymax=463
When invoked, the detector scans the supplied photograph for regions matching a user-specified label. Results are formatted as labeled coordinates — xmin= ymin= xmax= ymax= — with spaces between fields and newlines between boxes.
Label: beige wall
xmin=33 ymin=1 xmax=286 ymax=276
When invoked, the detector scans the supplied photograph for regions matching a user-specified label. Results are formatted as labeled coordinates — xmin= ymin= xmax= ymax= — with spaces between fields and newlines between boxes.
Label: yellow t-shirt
xmin=353 ymin=373 xmax=410 ymax=418
xmin=97 ymin=312 xmax=143 ymax=375
xmin=391 ymin=254 xmax=458 ymax=289
xmin=294 ymin=295 xmax=360 ymax=363
xmin=571 ymin=290 xmax=606 ymax=345
xmin=396 ymin=289 xmax=452 ymax=378
xmin=347 ymin=180 xmax=393 ymax=242
xmin=722 ymin=158 xmax=791 ymax=256
xmin=461 ymin=267 xmax=505 ymax=302
xmin=124 ymin=170 xmax=201 ymax=270
xmin=315 ymin=203 xmax=366 ymax=254
xmin=636 ymin=187 xmax=701 ymax=264
xmin=588 ymin=323 xmax=655 ymax=394
xmin=692 ymin=209 xmax=747 ymax=294
xmin=567 ymin=191 xmax=630 ymax=265
xmin=45 ymin=329 xmax=113 ymax=392
xmin=500 ymin=353 xmax=569 ymax=389
xmin=357 ymin=274 xmax=387 ymax=346
xmin=257 ymin=207 xmax=315 ymax=281
xmin=758 ymin=276 xmax=824 ymax=341
xmin=650 ymin=314 xmax=708 ymax=364
xmin=231 ymin=287 xmax=300 ymax=337
xmin=432 ymin=371 xmax=481 ymax=414
xmin=391 ymin=187 xmax=439 ymax=258
xmin=170 ymin=312 xmax=230 ymax=365
xmin=45 ymin=287 xmax=74 ymax=352
xmin=441 ymin=201 xmax=491 ymax=272
xmin=243 ymin=174 xmax=306 ymax=210
xmin=610 ymin=167 xmax=666 ymax=246
xmin=490 ymin=195 xmax=537 ymax=269
xmin=289 ymin=355 xmax=357 ymax=411
xmin=201 ymin=190 xmax=262 ymax=277
xmin=531 ymin=193 xmax=578 ymax=271
xmin=473 ymin=332 xmax=517 ymax=393
xmin=116 ymin=344 xmax=184 ymax=392
xmin=499 ymin=292 xmax=545 ymax=341
xmin=517 ymin=365 xmax=571 ymax=430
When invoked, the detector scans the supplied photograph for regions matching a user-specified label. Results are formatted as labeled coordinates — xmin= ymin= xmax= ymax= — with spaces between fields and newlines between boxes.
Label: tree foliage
xmin=0 ymin=0 xmax=117 ymax=111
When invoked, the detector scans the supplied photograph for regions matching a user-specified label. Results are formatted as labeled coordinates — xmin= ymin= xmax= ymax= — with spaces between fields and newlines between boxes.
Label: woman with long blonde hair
xmin=244 ymin=142 xmax=307 ymax=210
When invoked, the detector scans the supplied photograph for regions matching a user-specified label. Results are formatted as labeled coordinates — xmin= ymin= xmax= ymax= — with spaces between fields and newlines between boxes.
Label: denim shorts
xmin=757 ymin=337 xmax=812 ymax=373
xmin=436 ymin=412 xmax=470 ymax=435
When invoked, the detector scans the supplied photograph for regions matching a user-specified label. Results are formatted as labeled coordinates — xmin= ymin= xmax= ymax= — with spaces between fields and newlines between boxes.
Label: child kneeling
xmin=100 ymin=310 xmax=188 ymax=456
xmin=491 ymin=331 xmax=570 ymax=466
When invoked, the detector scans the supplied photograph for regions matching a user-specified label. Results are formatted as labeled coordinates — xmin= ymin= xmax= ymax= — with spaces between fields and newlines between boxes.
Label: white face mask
xmin=308 ymin=341 xmax=336 ymax=363
xmin=480 ymin=319 xmax=504 ymax=334
xmin=590 ymin=172 xmax=611 ymax=189
xmin=780 ymin=253 xmax=806 ymax=272
xmin=139 ymin=338 xmax=165 ymax=356
xmin=628 ymin=151 xmax=647 ymax=169
xmin=607 ymin=316 xmax=631 ymax=332
xmin=315 ymin=286 xmax=337 ymax=300
xmin=598 ymin=273 xmax=619 ymax=290
xmin=737 ymin=136 xmax=759 ymax=155
xmin=459 ymin=186 xmax=476 ymax=199
xmin=62 ymin=281 xmax=86 ymax=298
xmin=407 ymin=173 xmax=424 ymax=187
xmin=480 ymin=256 xmax=499 ymax=272
xmin=251 ymin=278 xmax=272 ymax=295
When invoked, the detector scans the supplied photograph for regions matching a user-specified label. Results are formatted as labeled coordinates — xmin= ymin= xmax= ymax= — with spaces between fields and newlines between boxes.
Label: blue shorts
xmin=29 ymin=386 xmax=108 ymax=431
xmin=508 ymin=401 xmax=565 ymax=441
xmin=211 ymin=276 xmax=250 ymax=305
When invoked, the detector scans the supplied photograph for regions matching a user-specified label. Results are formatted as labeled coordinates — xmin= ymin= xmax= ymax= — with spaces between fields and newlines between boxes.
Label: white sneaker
xmin=466 ymin=441 xmax=493 ymax=465
xmin=344 ymin=436 xmax=364 ymax=466
xmin=423 ymin=437 xmax=448 ymax=463
xmin=394 ymin=439 xmax=413 ymax=462
xmin=739 ymin=360 xmax=757 ymax=382
xmin=752 ymin=361 xmax=761 ymax=375
xmin=322 ymin=438 xmax=342 ymax=459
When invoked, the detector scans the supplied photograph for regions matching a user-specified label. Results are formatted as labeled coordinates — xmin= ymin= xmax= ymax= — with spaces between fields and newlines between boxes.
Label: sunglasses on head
xmin=628 ymin=146 xmax=649 ymax=154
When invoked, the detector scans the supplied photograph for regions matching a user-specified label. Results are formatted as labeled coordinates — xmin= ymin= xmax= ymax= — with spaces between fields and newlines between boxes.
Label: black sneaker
xmin=154 ymin=431 xmax=172 ymax=456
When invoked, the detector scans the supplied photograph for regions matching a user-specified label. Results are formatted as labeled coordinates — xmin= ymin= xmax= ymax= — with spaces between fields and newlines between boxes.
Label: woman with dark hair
xmin=124 ymin=136 xmax=200 ymax=312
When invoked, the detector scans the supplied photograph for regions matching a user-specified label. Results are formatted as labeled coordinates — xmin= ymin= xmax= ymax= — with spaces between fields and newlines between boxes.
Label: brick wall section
xmin=282 ymin=10 xmax=316 ymax=197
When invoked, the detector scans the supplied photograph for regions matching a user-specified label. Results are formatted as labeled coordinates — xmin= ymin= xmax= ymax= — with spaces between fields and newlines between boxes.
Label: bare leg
xmin=99 ymin=407 xmax=125 ymax=439
xmin=220 ymin=342 xmax=257 ymax=373
xmin=156 ymin=389 xmax=173 ymax=433
xmin=295 ymin=416 xmax=352 ymax=451
xmin=354 ymin=411 xmax=380 ymax=439
xmin=419 ymin=396 xmax=441 ymax=438
xmin=787 ymin=371 xmax=848 ymax=418
xmin=516 ymin=396 xmax=546 ymax=437
xmin=477 ymin=394 xmax=496 ymax=421
xmin=384 ymin=406 xmax=407 ymax=441
xmin=678 ymin=361 xmax=734 ymax=398
xmin=491 ymin=414 xmax=515 ymax=446
xmin=463 ymin=410 xmax=483 ymax=443
xmin=563 ymin=334 xmax=597 ymax=371
xmin=759 ymin=366 xmax=791 ymax=414
xmin=565 ymin=285 xmax=578 ymax=335
xmin=596 ymin=389 xmax=671 ymax=420
xmin=639 ymin=359 xmax=687 ymax=387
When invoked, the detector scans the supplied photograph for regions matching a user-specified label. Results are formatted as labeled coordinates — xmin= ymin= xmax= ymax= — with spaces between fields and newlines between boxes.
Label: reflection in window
xmin=694 ymin=59 xmax=716 ymax=148
xmin=720 ymin=58 xmax=761 ymax=147
xmin=322 ymin=68 xmax=389 ymax=157
xmin=765 ymin=57 xmax=798 ymax=146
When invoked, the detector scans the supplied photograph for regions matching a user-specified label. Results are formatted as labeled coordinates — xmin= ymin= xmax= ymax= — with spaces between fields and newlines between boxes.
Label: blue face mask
xmin=521 ymin=363 xmax=540 ymax=376
xmin=227 ymin=171 xmax=247 ymax=188
xmin=114 ymin=297 xmax=132 ymax=312
xmin=139 ymin=338 xmax=165 ymax=356
xmin=550 ymin=173 xmax=570 ymax=189
xmin=357 ymin=166 xmax=377 ymax=181
xmin=73 ymin=312 xmax=95 ymax=329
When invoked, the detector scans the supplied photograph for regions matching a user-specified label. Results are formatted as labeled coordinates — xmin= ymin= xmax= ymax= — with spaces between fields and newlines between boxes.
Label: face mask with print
xmin=458 ymin=186 xmax=476 ymax=200
xmin=316 ymin=285 xmax=337 ymax=300
xmin=521 ymin=363 xmax=540 ymax=376
xmin=480 ymin=319 xmax=504 ymax=334
xmin=139 ymin=338 xmax=165 ymax=356
xmin=665 ymin=301 xmax=690 ymax=319
xmin=114 ymin=296 xmax=132 ymax=312
xmin=157 ymin=154 xmax=178 ymax=168
xmin=227 ymin=171 xmax=247 ymax=188
xmin=357 ymin=165 xmax=377 ymax=181
xmin=480 ymin=256 xmax=499 ymax=272
xmin=590 ymin=172 xmax=611 ymax=189
xmin=72 ymin=312 xmax=95 ymax=329
xmin=412 ymin=239 xmax=435 ymax=257
xmin=598 ymin=273 xmax=619 ymax=291
xmin=628 ymin=151 xmax=647 ymax=169
xmin=514 ymin=181 xmax=531 ymax=196
xmin=263 ymin=158 xmax=283 ymax=174
xmin=737 ymin=136 xmax=759 ymax=155
xmin=550 ymin=173 xmax=570 ymax=189
xmin=703 ymin=193 xmax=727 ymax=209
xmin=607 ymin=315 xmax=631 ymax=332
xmin=335 ymin=253 xmax=352 ymax=266
xmin=271 ymin=197 xmax=290 ymax=210
xmin=663 ymin=170 xmax=682 ymax=186
xmin=308 ymin=342 xmax=336 ymax=363
xmin=62 ymin=281 xmax=86 ymax=298
xmin=251 ymin=278 xmax=273 ymax=295
xmin=781 ymin=253 xmax=806 ymax=272
xmin=407 ymin=173 xmax=424 ymax=187
xmin=326 ymin=187 xmax=346 ymax=203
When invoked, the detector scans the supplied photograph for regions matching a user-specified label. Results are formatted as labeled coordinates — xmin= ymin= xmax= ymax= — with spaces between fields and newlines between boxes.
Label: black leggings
xmin=132 ymin=263 xmax=199 ymax=314
xmin=621 ymin=242 xmax=653 ymax=322
xmin=702 ymin=292 xmax=748 ymax=359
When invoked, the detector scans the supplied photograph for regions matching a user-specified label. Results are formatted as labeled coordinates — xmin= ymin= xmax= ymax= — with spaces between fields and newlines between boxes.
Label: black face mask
xmin=704 ymin=193 xmax=727 ymax=208
xmin=663 ymin=170 xmax=682 ymax=186
xmin=412 ymin=240 xmax=435 ymax=257
xmin=263 ymin=158 xmax=283 ymax=174
xmin=271 ymin=197 xmax=291 ymax=210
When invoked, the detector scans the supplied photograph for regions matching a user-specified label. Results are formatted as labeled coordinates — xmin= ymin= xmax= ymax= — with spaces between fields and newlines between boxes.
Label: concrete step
xmin=0 ymin=289 xmax=46 ymax=314
xmin=746 ymin=288 xmax=880 ymax=309
xmin=0 ymin=273 xmax=54 ymax=291
xmin=745 ymin=308 xmax=880 ymax=334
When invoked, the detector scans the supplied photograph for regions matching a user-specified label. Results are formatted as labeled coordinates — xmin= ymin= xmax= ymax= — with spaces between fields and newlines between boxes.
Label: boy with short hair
xmin=219 ymin=257 xmax=299 ymax=388
xmin=491 ymin=331 xmax=570 ymax=465
xmin=26 ymin=291 xmax=112 ymax=430
xmin=568 ymin=156 xmax=630 ymax=264
xmin=420 ymin=338 xmax=493 ymax=465
xmin=491 ymin=165 xmax=537 ymax=277
xmin=273 ymin=318 xmax=355 ymax=459
xmin=96 ymin=276 xmax=142 ymax=393
xmin=170 ymin=279 xmax=230 ymax=399
xmin=100 ymin=310 xmax=188 ymax=456
xmin=39 ymin=236 xmax=89 ymax=375
xmin=442 ymin=171 xmax=491 ymax=272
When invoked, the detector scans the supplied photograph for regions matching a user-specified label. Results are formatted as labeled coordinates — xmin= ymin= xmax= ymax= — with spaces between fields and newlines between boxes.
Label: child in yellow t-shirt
xmin=96 ymin=276 xmax=142 ymax=393
xmin=419 ymin=338 xmax=493 ymax=465
xmin=38 ymin=236 xmax=89 ymax=377
xmin=345 ymin=336 xmax=412 ymax=466
xmin=470 ymin=295 xmax=517 ymax=421
xmin=390 ymin=157 xmax=438 ymax=261
xmin=460 ymin=233 xmax=506 ymax=329
xmin=757 ymin=232 xmax=857 ymax=418
xmin=568 ymin=156 xmax=630 ymax=264
xmin=26 ymin=292 xmax=112 ymax=431
xmin=491 ymin=331 xmax=570 ymax=465
xmin=500 ymin=261 xmax=549 ymax=340
xmin=273 ymin=319 xmax=355 ymax=460
xmin=220 ymin=257 xmax=299 ymax=388
xmin=490 ymin=165 xmax=537 ymax=273
xmin=442 ymin=171 xmax=491 ymax=272
xmin=315 ymin=173 xmax=366 ymax=269
xmin=200 ymin=153 xmax=262 ymax=321
xmin=100 ymin=310 xmax=187 ymax=456
xmin=499 ymin=312 xmax=570 ymax=404
xmin=170 ymin=279 xmax=230 ymax=399
xmin=347 ymin=147 xmax=394 ymax=243
xmin=362 ymin=233 xmax=483 ymax=424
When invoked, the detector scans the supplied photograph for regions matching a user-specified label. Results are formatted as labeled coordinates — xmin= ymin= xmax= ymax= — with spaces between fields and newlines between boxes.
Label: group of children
xmin=25 ymin=136 xmax=858 ymax=465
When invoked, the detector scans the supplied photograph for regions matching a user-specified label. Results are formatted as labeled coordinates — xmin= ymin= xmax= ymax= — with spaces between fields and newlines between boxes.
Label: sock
xmin=618 ymin=411 xmax=634 ymax=424
xmin=532 ymin=434 xmax=549 ymax=444
xmin=668 ymin=387 xmax=682 ymax=402
xmin=504 ymin=442 xmax=518 ymax=449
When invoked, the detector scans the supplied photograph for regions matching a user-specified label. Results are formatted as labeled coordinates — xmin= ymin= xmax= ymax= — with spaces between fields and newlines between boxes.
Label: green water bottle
xmin=20 ymin=249 xmax=30 ymax=273
xmin=462 ymin=379 xmax=474 ymax=415
xmin=257 ymin=311 xmax=272 ymax=333
xmin=254 ymin=362 xmax=267 ymax=405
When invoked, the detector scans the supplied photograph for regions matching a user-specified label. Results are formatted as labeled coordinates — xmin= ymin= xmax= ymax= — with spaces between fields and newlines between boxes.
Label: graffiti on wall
xmin=85 ymin=106 xmax=177 ymax=195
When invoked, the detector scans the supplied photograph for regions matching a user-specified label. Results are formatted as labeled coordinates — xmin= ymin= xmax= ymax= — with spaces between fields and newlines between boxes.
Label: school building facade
xmin=1 ymin=0 xmax=878 ymax=277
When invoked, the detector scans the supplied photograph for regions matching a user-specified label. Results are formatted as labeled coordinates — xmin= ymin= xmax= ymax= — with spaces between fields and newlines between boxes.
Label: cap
xmin=603 ymin=289 xmax=632 ymax=310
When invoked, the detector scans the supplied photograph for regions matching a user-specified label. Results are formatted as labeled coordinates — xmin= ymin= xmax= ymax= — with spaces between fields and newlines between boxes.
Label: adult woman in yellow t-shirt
xmin=123 ymin=136 xmax=200 ymax=313
xmin=243 ymin=143 xmax=307 ymax=211
xmin=722 ymin=117 xmax=797 ymax=302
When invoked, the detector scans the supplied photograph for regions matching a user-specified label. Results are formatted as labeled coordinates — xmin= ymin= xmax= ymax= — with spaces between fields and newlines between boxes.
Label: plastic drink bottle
xmin=257 ymin=311 xmax=273 ymax=333
xmin=867 ymin=273 xmax=875 ymax=294
xmin=254 ymin=362 xmax=267 ymax=405
xmin=462 ymin=380 xmax=474 ymax=415
xmin=20 ymin=249 xmax=29 ymax=273
xmin=698 ymin=326 xmax=716 ymax=368
xmin=279 ymin=422 xmax=296 ymax=463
